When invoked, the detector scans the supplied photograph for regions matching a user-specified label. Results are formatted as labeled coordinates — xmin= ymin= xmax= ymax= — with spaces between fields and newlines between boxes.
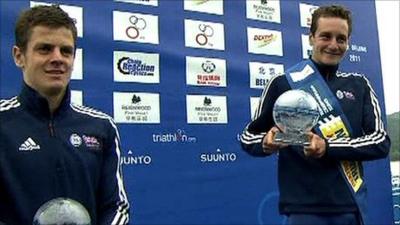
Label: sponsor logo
xmin=70 ymin=133 xmax=82 ymax=147
xmin=196 ymin=24 xmax=214 ymax=46
xmin=202 ymin=60 xmax=216 ymax=73
xmin=195 ymin=60 xmax=221 ymax=85
xmin=82 ymin=135 xmax=101 ymax=150
xmin=114 ymin=92 xmax=160 ymax=123
xmin=126 ymin=95 xmax=151 ymax=110
xmin=186 ymin=56 xmax=226 ymax=87
xmin=113 ymin=11 xmax=159 ymax=44
xmin=121 ymin=150 xmax=152 ymax=165
xmin=203 ymin=97 xmax=212 ymax=106
xmin=184 ymin=0 xmax=223 ymax=15
xmin=197 ymin=74 xmax=221 ymax=85
xmin=126 ymin=15 xmax=147 ymax=39
xmin=254 ymin=34 xmax=277 ymax=47
xmin=246 ymin=0 xmax=280 ymax=23
xmin=255 ymin=67 xmax=276 ymax=86
xmin=132 ymin=94 xmax=141 ymax=104
xmin=200 ymin=148 xmax=237 ymax=163
xmin=152 ymin=129 xmax=197 ymax=143
xmin=253 ymin=1 xmax=276 ymax=21
xmin=341 ymin=161 xmax=363 ymax=192
xmin=187 ymin=95 xmax=227 ymax=124
xmin=247 ymin=27 xmax=283 ymax=56
xmin=114 ymin=51 xmax=159 ymax=83
xmin=117 ymin=57 xmax=155 ymax=76
xmin=337 ymin=90 xmax=355 ymax=100
xmin=185 ymin=19 xmax=224 ymax=50
xmin=336 ymin=90 xmax=344 ymax=99
xmin=193 ymin=0 xmax=209 ymax=5
xmin=343 ymin=91 xmax=355 ymax=100
xmin=318 ymin=115 xmax=349 ymax=139
xmin=250 ymin=62 xmax=284 ymax=89
xmin=18 ymin=137 xmax=41 ymax=151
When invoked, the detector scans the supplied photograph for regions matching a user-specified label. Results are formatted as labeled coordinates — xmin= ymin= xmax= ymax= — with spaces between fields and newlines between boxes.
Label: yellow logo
xmin=341 ymin=161 xmax=363 ymax=192
xmin=254 ymin=34 xmax=276 ymax=47
xmin=319 ymin=115 xmax=349 ymax=139
xmin=318 ymin=114 xmax=362 ymax=192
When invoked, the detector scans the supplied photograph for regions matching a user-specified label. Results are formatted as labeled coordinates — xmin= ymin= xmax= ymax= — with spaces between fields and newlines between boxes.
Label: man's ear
xmin=308 ymin=34 xmax=314 ymax=47
xmin=12 ymin=46 xmax=24 ymax=69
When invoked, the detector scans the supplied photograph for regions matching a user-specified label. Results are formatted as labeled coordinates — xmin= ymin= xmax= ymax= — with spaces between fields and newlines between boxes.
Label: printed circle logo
xmin=69 ymin=133 xmax=82 ymax=147
xmin=117 ymin=57 xmax=155 ymax=76
xmin=126 ymin=15 xmax=147 ymax=39
xmin=201 ymin=60 xmax=216 ymax=73
xmin=118 ymin=57 xmax=131 ymax=75
xmin=196 ymin=24 xmax=214 ymax=46
xmin=336 ymin=90 xmax=344 ymax=99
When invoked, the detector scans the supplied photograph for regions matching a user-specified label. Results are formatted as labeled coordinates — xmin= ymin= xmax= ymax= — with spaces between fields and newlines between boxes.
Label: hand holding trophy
xmin=272 ymin=89 xmax=320 ymax=146
xmin=33 ymin=198 xmax=91 ymax=225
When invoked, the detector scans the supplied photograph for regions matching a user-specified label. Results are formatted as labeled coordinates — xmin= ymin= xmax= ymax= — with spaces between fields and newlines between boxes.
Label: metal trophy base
xmin=273 ymin=131 xmax=310 ymax=146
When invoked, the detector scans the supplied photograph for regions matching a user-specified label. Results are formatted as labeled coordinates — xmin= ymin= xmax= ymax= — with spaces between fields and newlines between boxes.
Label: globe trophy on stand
xmin=272 ymin=89 xmax=320 ymax=146
xmin=33 ymin=198 xmax=91 ymax=225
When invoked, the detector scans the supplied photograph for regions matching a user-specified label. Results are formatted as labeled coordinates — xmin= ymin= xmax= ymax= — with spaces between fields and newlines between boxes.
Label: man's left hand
xmin=303 ymin=132 xmax=326 ymax=158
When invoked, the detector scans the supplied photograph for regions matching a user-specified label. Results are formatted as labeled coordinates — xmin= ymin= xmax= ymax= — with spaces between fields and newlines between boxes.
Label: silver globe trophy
xmin=33 ymin=198 xmax=91 ymax=225
xmin=272 ymin=89 xmax=320 ymax=146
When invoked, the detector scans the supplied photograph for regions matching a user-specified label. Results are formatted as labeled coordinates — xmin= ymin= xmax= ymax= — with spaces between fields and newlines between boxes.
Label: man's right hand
xmin=262 ymin=126 xmax=288 ymax=154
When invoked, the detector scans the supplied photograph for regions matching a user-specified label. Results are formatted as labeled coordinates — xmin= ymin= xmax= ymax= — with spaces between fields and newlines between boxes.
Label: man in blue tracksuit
xmin=0 ymin=5 xmax=129 ymax=224
xmin=240 ymin=5 xmax=390 ymax=225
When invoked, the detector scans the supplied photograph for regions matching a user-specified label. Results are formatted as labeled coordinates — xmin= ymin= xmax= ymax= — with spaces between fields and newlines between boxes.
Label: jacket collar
xmin=18 ymin=82 xmax=71 ymax=119
xmin=310 ymin=58 xmax=339 ymax=79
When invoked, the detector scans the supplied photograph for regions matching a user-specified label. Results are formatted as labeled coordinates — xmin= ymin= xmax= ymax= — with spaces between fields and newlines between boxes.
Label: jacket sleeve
xmin=98 ymin=120 xmax=130 ymax=225
xmin=325 ymin=76 xmax=391 ymax=161
xmin=240 ymin=75 xmax=284 ymax=156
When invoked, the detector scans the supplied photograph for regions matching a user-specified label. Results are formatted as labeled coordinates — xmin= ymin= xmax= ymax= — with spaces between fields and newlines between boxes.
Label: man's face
xmin=13 ymin=25 xmax=75 ymax=98
xmin=309 ymin=17 xmax=349 ymax=66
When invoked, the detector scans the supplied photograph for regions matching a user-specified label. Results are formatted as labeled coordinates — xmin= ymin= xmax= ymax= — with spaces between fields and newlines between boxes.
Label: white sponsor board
xmin=113 ymin=11 xmax=159 ymax=44
xmin=186 ymin=56 xmax=226 ymax=87
xmin=184 ymin=19 xmax=225 ymax=51
xmin=184 ymin=0 xmax=223 ymax=15
xmin=114 ymin=92 xmax=160 ymax=123
xmin=246 ymin=0 xmax=281 ymax=23
xmin=186 ymin=95 xmax=228 ymax=124
xmin=114 ymin=51 xmax=160 ymax=83
xmin=249 ymin=62 xmax=284 ymax=89
xmin=247 ymin=27 xmax=283 ymax=56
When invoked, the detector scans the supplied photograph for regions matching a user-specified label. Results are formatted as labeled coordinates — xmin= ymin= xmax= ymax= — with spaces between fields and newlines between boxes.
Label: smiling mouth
xmin=324 ymin=51 xmax=342 ymax=56
xmin=45 ymin=70 xmax=65 ymax=75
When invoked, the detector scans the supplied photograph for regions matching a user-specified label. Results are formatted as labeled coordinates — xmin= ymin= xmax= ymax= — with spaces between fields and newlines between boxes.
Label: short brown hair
xmin=14 ymin=4 xmax=77 ymax=52
xmin=310 ymin=5 xmax=352 ymax=37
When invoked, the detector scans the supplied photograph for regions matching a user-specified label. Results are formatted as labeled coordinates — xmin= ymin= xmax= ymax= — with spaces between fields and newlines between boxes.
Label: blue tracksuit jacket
xmin=240 ymin=60 xmax=390 ymax=222
xmin=0 ymin=84 xmax=130 ymax=225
